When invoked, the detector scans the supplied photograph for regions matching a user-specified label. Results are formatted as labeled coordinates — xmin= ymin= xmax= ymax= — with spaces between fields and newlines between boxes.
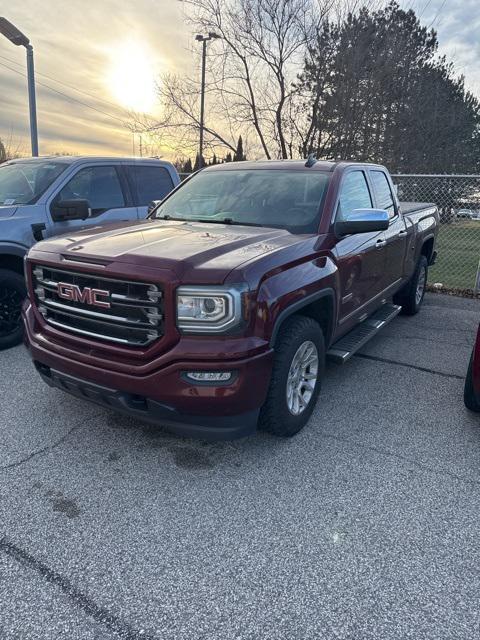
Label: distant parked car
xmin=0 ymin=155 xmax=180 ymax=349
xmin=465 ymin=324 xmax=480 ymax=412
xmin=456 ymin=209 xmax=478 ymax=219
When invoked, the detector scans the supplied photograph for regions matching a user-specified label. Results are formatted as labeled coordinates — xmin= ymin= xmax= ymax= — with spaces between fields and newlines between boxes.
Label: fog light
xmin=185 ymin=371 xmax=232 ymax=382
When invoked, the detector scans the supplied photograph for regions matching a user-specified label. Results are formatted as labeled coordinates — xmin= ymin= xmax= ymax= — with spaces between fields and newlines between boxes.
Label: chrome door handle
xmin=398 ymin=230 xmax=408 ymax=237
xmin=376 ymin=239 xmax=387 ymax=248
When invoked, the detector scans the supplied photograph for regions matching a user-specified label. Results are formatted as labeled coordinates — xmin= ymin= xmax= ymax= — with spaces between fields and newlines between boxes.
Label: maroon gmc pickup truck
xmin=23 ymin=160 xmax=439 ymax=439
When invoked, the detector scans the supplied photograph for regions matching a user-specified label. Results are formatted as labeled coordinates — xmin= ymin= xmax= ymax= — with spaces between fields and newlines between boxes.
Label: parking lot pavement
xmin=0 ymin=292 xmax=479 ymax=640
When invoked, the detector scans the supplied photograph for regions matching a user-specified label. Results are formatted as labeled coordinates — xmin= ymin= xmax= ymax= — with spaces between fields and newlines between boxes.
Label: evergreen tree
xmin=193 ymin=153 xmax=206 ymax=171
xmin=0 ymin=139 xmax=6 ymax=164
xmin=298 ymin=0 xmax=480 ymax=173
xmin=233 ymin=136 xmax=246 ymax=161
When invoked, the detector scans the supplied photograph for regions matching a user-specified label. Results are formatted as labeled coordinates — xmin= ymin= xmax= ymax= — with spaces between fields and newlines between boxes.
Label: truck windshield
xmin=0 ymin=161 xmax=67 ymax=205
xmin=155 ymin=169 xmax=330 ymax=233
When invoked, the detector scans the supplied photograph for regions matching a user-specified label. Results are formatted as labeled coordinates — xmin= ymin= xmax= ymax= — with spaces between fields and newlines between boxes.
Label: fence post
xmin=476 ymin=257 xmax=480 ymax=295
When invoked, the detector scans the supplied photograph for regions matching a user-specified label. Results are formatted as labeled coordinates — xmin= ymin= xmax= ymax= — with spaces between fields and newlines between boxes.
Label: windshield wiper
xmin=157 ymin=214 xmax=265 ymax=228
xmin=195 ymin=218 xmax=265 ymax=228
xmin=157 ymin=214 xmax=189 ymax=222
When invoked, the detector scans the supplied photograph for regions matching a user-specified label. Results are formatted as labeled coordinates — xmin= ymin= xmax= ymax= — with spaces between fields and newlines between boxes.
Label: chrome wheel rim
xmin=416 ymin=266 xmax=426 ymax=305
xmin=286 ymin=340 xmax=319 ymax=416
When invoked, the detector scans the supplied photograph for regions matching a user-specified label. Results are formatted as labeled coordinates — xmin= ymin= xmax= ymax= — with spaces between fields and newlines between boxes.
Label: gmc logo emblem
xmin=57 ymin=282 xmax=111 ymax=309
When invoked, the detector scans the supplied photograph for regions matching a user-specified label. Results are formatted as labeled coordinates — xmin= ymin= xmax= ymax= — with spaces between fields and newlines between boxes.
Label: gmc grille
xmin=32 ymin=265 xmax=163 ymax=347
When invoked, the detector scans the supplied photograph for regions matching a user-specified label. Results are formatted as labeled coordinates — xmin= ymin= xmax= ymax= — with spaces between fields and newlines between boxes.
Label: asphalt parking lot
xmin=1 ymin=292 xmax=479 ymax=640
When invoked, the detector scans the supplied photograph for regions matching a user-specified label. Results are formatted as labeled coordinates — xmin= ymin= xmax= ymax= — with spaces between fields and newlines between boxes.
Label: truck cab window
xmin=338 ymin=171 xmax=372 ymax=219
xmin=128 ymin=165 xmax=174 ymax=206
xmin=57 ymin=166 xmax=125 ymax=213
xmin=371 ymin=170 xmax=395 ymax=218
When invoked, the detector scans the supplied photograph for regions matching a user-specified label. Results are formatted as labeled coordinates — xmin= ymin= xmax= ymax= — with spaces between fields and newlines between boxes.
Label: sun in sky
xmin=106 ymin=40 xmax=158 ymax=114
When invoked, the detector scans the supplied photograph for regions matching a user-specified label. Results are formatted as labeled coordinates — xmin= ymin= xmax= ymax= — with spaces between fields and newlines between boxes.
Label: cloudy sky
xmin=0 ymin=0 xmax=479 ymax=159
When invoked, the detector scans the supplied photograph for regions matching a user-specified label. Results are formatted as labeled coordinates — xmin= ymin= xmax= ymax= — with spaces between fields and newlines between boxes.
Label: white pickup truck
xmin=0 ymin=155 xmax=180 ymax=349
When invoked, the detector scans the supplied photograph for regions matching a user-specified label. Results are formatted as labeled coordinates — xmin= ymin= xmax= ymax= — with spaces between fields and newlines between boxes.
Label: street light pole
xmin=26 ymin=45 xmax=38 ymax=156
xmin=199 ymin=38 xmax=207 ymax=171
xmin=0 ymin=17 xmax=39 ymax=156
xmin=195 ymin=32 xmax=220 ymax=169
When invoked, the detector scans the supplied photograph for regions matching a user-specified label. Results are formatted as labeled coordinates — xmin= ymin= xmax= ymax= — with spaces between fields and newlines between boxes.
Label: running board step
xmin=327 ymin=303 xmax=402 ymax=364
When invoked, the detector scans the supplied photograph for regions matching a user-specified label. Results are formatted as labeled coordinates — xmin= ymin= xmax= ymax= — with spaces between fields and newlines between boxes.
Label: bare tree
xmin=0 ymin=132 xmax=25 ymax=163
xmin=154 ymin=0 xmax=333 ymax=160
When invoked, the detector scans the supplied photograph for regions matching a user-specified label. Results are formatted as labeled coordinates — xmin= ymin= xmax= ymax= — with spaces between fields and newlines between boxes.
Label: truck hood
xmin=34 ymin=219 xmax=310 ymax=282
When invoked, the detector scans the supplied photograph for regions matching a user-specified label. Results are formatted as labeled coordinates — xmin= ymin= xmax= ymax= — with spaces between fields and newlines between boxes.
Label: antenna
xmin=305 ymin=153 xmax=317 ymax=168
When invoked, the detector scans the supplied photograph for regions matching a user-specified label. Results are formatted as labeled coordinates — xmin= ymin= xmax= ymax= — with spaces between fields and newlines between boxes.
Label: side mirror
xmin=147 ymin=200 xmax=162 ymax=216
xmin=51 ymin=199 xmax=91 ymax=222
xmin=335 ymin=208 xmax=389 ymax=237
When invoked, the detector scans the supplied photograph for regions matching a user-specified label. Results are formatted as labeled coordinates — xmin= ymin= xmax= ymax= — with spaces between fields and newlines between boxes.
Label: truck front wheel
xmin=0 ymin=269 xmax=26 ymax=350
xmin=259 ymin=316 xmax=325 ymax=437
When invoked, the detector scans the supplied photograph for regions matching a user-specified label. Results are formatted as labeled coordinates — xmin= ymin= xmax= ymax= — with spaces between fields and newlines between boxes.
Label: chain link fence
xmin=392 ymin=175 xmax=480 ymax=293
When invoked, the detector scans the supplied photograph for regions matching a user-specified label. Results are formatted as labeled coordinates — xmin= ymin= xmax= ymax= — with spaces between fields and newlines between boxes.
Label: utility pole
xmin=195 ymin=32 xmax=220 ymax=169
xmin=26 ymin=44 xmax=38 ymax=156
xmin=0 ymin=18 xmax=39 ymax=156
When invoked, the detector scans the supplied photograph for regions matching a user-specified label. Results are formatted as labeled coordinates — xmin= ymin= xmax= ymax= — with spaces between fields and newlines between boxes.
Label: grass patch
xmin=429 ymin=221 xmax=480 ymax=290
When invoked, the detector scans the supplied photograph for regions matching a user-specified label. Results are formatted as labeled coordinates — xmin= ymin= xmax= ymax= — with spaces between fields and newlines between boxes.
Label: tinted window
xmin=371 ymin=170 xmax=395 ymax=218
xmin=129 ymin=165 xmax=174 ymax=206
xmin=0 ymin=161 xmax=67 ymax=205
xmin=338 ymin=171 xmax=372 ymax=219
xmin=155 ymin=170 xmax=330 ymax=234
xmin=58 ymin=166 xmax=124 ymax=211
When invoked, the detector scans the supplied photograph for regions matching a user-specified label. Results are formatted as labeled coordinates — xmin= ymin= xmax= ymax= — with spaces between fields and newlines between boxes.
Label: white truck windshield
xmin=0 ymin=161 xmax=67 ymax=205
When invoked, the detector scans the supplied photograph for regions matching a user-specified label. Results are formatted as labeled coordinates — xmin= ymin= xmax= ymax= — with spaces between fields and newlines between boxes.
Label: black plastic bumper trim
xmin=34 ymin=362 xmax=258 ymax=441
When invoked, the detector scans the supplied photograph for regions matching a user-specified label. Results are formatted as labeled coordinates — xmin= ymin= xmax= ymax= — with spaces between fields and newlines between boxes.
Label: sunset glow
xmin=106 ymin=40 xmax=157 ymax=113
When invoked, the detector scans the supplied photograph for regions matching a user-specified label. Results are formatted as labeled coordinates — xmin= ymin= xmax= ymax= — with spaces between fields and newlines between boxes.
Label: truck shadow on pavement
xmin=101 ymin=409 xmax=282 ymax=473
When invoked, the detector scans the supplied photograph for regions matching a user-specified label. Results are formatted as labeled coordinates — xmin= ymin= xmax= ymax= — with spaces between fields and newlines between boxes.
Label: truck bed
xmin=400 ymin=202 xmax=436 ymax=215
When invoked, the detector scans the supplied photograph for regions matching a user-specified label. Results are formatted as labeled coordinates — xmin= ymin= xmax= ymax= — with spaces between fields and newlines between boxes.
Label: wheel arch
xmin=420 ymin=236 xmax=435 ymax=265
xmin=0 ymin=244 xmax=28 ymax=276
xmin=270 ymin=288 xmax=336 ymax=349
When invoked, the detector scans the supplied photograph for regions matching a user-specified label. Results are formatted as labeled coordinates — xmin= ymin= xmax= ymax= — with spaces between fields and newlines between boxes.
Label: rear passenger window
xmin=371 ymin=171 xmax=395 ymax=218
xmin=129 ymin=166 xmax=174 ymax=206
xmin=338 ymin=171 xmax=372 ymax=219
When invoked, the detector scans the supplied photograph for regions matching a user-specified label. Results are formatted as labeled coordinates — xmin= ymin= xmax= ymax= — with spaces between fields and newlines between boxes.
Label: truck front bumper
xmin=23 ymin=303 xmax=274 ymax=440
xmin=33 ymin=363 xmax=260 ymax=440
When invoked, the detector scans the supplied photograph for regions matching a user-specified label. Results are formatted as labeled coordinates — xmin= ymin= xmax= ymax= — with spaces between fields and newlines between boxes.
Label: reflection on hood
xmin=0 ymin=206 xmax=17 ymax=219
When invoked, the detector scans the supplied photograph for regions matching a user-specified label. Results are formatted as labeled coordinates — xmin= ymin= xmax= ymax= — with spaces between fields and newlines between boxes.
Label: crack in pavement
xmin=407 ymin=324 xmax=475 ymax=335
xmin=319 ymin=431 xmax=480 ymax=489
xmin=355 ymin=353 xmax=465 ymax=380
xmin=0 ymin=413 xmax=101 ymax=472
xmin=0 ymin=537 xmax=156 ymax=640
xmin=378 ymin=333 xmax=472 ymax=348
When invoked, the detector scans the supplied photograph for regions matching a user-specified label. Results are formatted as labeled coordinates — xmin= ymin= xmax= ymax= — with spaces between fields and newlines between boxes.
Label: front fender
xmin=254 ymin=256 xmax=338 ymax=345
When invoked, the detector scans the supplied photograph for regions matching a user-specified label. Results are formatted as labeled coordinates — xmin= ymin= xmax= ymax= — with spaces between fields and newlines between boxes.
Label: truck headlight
xmin=176 ymin=286 xmax=244 ymax=333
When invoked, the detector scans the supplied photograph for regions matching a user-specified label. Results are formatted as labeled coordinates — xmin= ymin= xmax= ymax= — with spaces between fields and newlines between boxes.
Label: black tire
xmin=464 ymin=353 xmax=480 ymax=412
xmin=394 ymin=255 xmax=428 ymax=316
xmin=259 ymin=315 xmax=325 ymax=437
xmin=0 ymin=269 xmax=26 ymax=350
